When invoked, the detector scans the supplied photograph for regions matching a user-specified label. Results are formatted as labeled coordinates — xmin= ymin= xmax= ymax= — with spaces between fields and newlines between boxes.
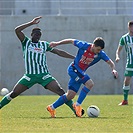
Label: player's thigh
xmin=68 ymin=72 xmax=90 ymax=92
xmin=44 ymin=80 xmax=65 ymax=95
xmin=124 ymin=76 xmax=132 ymax=85
xmin=68 ymin=79 xmax=81 ymax=93
xmin=69 ymin=65 xmax=90 ymax=84
xmin=11 ymin=84 xmax=28 ymax=98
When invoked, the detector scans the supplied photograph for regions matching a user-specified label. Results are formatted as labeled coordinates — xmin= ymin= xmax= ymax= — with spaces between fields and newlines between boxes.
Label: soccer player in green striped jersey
xmin=0 ymin=16 xmax=84 ymax=116
xmin=116 ymin=21 xmax=133 ymax=105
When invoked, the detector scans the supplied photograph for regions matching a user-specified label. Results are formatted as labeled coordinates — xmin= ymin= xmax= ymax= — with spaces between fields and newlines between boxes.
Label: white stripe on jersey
xmin=25 ymin=40 xmax=30 ymax=74
xmin=44 ymin=41 xmax=48 ymax=72
xmin=43 ymin=42 xmax=47 ymax=72
xmin=35 ymin=50 xmax=39 ymax=74
xmin=39 ymin=53 xmax=44 ymax=73
xmin=124 ymin=35 xmax=133 ymax=65
xmin=34 ymin=43 xmax=39 ymax=74
xmin=129 ymin=37 xmax=132 ymax=64
xmin=29 ymin=51 xmax=32 ymax=74
xmin=126 ymin=68 xmax=133 ymax=71
xmin=40 ymin=42 xmax=45 ymax=73
xmin=23 ymin=39 xmax=51 ymax=74
xmin=32 ymin=51 xmax=35 ymax=74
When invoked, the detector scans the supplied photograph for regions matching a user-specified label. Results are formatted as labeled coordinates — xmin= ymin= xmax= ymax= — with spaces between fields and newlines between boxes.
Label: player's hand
xmin=115 ymin=57 xmax=120 ymax=63
xmin=31 ymin=16 xmax=42 ymax=24
xmin=50 ymin=42 xmax=59 ymax=48
xmin=112 ymin=69 xmax=118 ymax=79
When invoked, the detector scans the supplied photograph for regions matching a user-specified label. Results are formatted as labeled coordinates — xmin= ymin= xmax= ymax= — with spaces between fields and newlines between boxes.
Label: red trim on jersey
xmin=79 ymin=45 xmax=95 ymax=70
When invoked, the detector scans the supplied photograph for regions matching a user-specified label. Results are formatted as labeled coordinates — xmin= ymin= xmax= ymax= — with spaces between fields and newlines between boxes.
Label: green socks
xmin=0 ymin=96 xmax=11 ymax=109
xmin=65 ymin=100 xmax=75 ymax=113
xmin=123 ymin=85 xmax=130 ymax=101
xmin=123 ymin=90 xmax=129 ymax=101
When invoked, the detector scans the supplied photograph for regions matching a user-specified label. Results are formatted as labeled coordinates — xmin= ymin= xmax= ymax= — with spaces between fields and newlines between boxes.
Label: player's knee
xmin=58 ymin=89 xmax=65 ymax=96
xmin=85 ymin=80 xmax=94 ymax=90
xmin=67 ymin=95 xmax=75 ymax=100
xmin=124 ymin=77 xmax=131 ymax=85
xmin=66 ymin=91 xmax=76 ymax=100
xmin=5 ymin=91 xmax=13 ymax=100
xmin=10 ymin=91 xmax=19 ymax=98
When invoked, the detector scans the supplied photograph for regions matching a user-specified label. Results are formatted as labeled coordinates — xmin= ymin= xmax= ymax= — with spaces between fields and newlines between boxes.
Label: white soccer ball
xmin=87 ymin=105 xmax=100 ymax=117
xmin=0 ymin=88 xmax=9 ymax=96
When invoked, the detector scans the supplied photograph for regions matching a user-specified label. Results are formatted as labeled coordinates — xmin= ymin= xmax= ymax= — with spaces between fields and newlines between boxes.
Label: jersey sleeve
xmin=119 ymin=37 xmax=125 ymax=46
xmin=100 ymin=51 xmax=110 ymax=62
xmin=74 ymin=39 xmax=89 ymax=49
xmin=45 ymin=42 xmax=53 ymax=51
xmin=21 ymin=36 xmax=29 ymax=46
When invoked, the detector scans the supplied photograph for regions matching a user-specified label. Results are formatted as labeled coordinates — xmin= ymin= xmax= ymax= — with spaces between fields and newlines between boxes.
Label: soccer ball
xmin=0 ymin=88 xmax=9 ymax=96
xmin=87 ymin=105 xmax=100 ymax=117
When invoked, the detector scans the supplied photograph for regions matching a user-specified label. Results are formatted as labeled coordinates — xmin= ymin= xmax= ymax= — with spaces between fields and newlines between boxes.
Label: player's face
xmin=129 ymin=25 xmax=133 ymax=35
xmin=93 ymin=46 xmax=102 ymax=54
xmin=31 ymin=31 xmax=42 ymax=43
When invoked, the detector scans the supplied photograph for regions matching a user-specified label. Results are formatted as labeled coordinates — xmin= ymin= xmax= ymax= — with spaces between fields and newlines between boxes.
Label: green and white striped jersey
xmin=119 ymin=33 xmax=133 ymax=67
xmin=22 ymin=36 xmax=53 ymax=74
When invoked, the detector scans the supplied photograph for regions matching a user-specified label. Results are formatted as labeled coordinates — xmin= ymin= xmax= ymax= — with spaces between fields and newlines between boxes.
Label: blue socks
xmin=52 ymin=86 xmax=90 ymax=109
xmin=77 ymin=86 xmax=90 ymax=105
xmin=53 ymin=94 xmax=68 ymax=109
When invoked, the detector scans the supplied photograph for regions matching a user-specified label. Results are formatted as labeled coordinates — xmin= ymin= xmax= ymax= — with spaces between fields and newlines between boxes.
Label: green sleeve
xmin=22 ymin=36 xmax=29 ymax=46
xmin=119 ymin=37 xmax=125 ymax=46
xmin=46 ymin=42 xmax=53 ymax=51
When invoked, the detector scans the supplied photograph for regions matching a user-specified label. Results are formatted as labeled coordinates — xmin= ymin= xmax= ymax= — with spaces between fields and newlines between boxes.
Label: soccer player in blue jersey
xmin=47 ymin=37 xmax=118 ymax=117
xmin=0 ymin=16 xmax=83 ymax=116
xmin=115 ymin=21 xmax=133 ymax=105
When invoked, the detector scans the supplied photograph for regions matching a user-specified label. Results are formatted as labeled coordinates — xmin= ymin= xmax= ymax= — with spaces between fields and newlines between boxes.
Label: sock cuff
xmin=5 ymin=91 xmax=13 ymax=100
xmin=82 ymin=86 xmax=90 ymax=93
xmin=62 ymin=94 xmax=68 ymax=103
xmin=123 ymin=85 xmax=130 ymax=90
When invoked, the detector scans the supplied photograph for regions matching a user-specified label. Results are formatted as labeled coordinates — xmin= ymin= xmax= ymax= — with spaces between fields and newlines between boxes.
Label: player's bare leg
xmin=0 ymin=84 xmax=28 ymax=109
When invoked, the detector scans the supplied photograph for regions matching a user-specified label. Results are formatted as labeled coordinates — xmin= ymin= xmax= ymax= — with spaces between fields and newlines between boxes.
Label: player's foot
xmin=47 ymin=105 xmax=56 ymax=118
xmin=118 ymin=100 xmax=128 ymax=106
xmin=74 ymin=108 xmax=85 ymax=117
xmin=73 ymin=103 xmax=82 ymax=117
xmin=81 ymin=108 xmax=85 ymax=116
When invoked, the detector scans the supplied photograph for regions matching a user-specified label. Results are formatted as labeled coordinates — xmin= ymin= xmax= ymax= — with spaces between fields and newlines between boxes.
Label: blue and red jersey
xmin=71 ymin=39 xmax=110 ymax=72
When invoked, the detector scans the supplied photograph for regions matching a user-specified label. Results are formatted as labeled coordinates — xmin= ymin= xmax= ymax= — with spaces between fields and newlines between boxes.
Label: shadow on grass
xmin=40 ymin=116 xmax=125 ymax=119
xmin=12 ymin=115 xmax=126 ymax=120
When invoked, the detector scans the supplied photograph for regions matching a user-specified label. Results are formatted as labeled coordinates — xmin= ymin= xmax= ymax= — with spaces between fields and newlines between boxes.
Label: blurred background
xmin=0 ymin=0 xmax=133 ymax=95
xmin=0 ymin=0 xmax=132 ymax=16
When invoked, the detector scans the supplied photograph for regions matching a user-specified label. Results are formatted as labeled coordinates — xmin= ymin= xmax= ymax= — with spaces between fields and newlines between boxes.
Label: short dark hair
xmin=32 ymin=28 xmax=41 ymax=33
xmin=128 ymin=21 xmax=133 ymax=27
xmin=93 ymin=37 xmax=105 ymax=49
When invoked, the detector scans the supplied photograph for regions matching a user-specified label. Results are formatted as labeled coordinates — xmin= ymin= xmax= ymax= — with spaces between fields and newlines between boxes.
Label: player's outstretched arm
xmin=15 ymin=16 xmax=42 ymax=42
xmin=50 ymin=39 xmax=75 ymax=48
xmin=51 ymin=48 xmax=75 ymax=59
xmin=115 ymin=45 xmax=123 ymax=63
xmin=107 ymin=59 xmax=118 ymax=78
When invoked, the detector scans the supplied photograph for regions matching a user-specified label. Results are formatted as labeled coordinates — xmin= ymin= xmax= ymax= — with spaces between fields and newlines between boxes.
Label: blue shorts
xmin=67 ymin=65 xmax=90 ymax=93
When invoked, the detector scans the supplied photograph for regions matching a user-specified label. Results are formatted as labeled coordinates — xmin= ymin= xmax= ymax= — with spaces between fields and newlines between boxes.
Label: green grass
xmin=0 ymin=95 xmax=132 ymax=133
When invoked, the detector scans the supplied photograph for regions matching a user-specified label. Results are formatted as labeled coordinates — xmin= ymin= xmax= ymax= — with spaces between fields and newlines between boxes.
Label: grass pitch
xmin=0 ymin=95 xmax=132 ymax=133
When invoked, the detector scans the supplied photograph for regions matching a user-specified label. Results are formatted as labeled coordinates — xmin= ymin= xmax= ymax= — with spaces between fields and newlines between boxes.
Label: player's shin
xmin=123 ymin=85 xmax=130 ymax=101
xmin=52 ymin=94 xmax=68 ymax=109
xmin=0 ymin=91 xmax=13 ymax=109
xmin=77 ymin=86 xmax=90 ymax=105
xmin=65 ymin=100 xmax=75 ymax=113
